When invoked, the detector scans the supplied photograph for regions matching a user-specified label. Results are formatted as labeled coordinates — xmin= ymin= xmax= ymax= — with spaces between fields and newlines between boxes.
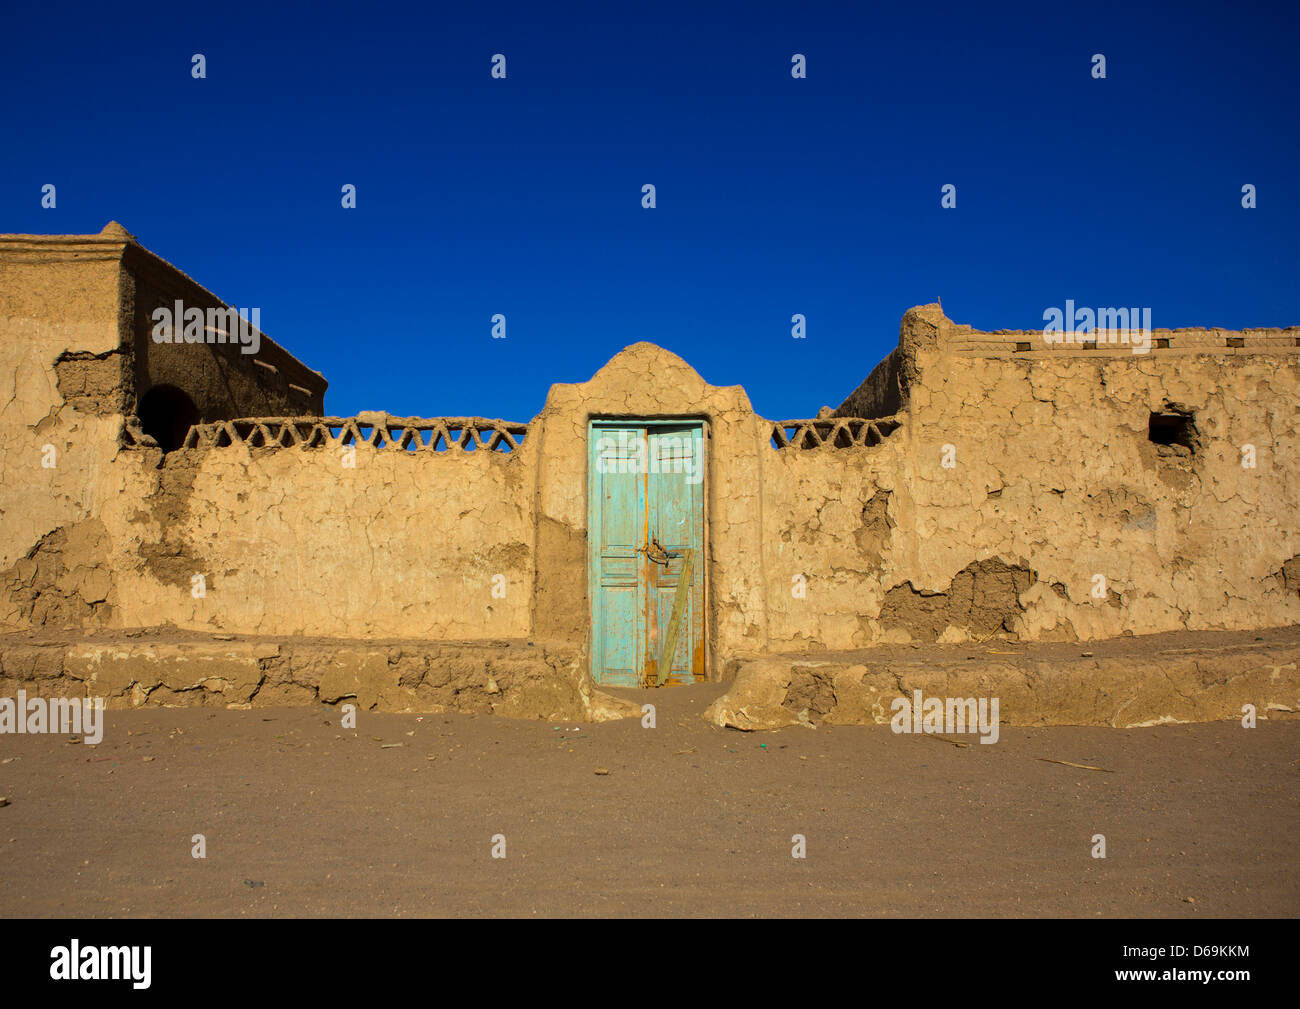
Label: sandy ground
xmin=0 ymin=683 xmax=1296 ymax=918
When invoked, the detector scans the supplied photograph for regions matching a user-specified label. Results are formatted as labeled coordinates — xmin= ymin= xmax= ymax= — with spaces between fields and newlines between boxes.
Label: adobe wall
xmin=7 ymin=294 xmax=1299 ymax=658
xmin=835 ymin=347 xmax=902 ymax=419
xmin=762 ymin=305 xmax=1300 ymax=650
xmin=528 ymin=342 xmax=770 ymax=670
xmin=0 ymin=233 xmax=129 ymax=631
xmin=122 ymin=240 xmax=325 ymax=420
xmin=9 ymin=341 xmax=770 ymax=676
xmin=4 ymin=225 xmax=1298 ymax=720
xmin=97 ymin=430 xmax=535 ymax=639
xmin=0 ymin=225 xmax=327 ymax=630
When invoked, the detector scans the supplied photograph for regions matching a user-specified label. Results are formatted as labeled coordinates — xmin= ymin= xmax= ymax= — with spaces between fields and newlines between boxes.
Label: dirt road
xmin=1 ymin=684 xmax=1296 ymax=917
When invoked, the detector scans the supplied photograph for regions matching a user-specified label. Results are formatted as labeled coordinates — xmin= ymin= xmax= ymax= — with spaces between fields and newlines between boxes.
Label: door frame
xmin=587 ymin=417 xmax=710 ymax=685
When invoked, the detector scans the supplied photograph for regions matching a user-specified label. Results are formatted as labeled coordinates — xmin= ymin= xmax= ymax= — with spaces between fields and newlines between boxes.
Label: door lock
xmin=640 ymin=535 xmax=678 ymax=567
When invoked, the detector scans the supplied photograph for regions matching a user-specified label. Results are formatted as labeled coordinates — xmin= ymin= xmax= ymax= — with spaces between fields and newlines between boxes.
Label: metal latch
xmin=640 ymin=535 xmax=679 ymax=567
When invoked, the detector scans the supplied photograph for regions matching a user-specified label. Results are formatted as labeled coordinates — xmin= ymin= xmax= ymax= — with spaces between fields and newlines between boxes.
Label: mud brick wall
xmin=763 ymin=305 xmax=1300 ymax=649
xmin=123 ymin=242 xmax=325 ymax=421
xmin=0 ymin=225 xmax=329 ymax=632
xmin=4 ymin=223 xmax=1299 ymax=674
xmin=0 ymin=235 xmax=128 ymax=629
xmin=94 ymin=435 xmax=536 ymax=639
xmin=527 ymin=341 xmax=769 ymax=671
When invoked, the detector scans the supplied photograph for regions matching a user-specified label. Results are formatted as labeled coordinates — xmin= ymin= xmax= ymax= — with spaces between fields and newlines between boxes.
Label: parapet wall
xmin=123 ymin=239 xmax=326 ymax=420
xmin=944 ymin=321 xmax=1300 ymax=357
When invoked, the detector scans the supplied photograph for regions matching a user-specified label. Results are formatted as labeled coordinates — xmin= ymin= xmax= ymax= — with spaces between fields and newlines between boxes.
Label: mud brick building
xmin=3 ymin=223 xmax=1298 ymax=726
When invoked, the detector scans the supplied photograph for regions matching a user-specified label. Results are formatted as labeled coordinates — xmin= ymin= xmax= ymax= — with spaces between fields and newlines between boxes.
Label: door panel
xmin=590 ymin=429 xmax=645 ymax=686
xmin=589 ymin=422 xmax=704 ymax=687
xmin=647 ymin=426 xmax=704 ymax=685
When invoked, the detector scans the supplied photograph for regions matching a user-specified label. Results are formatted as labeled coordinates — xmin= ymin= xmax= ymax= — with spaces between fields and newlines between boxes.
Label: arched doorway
xmin=138 ymin=384 xmax=200 ymax=453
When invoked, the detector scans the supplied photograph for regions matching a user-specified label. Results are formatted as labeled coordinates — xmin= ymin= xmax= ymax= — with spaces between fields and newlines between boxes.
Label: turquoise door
xmin=589 ymin=421 xmax=705 ymax=686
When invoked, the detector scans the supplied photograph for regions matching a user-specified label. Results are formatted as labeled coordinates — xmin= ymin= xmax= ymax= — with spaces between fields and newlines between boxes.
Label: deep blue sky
xmin=3 ymin=0 xmax=1297 ymax=421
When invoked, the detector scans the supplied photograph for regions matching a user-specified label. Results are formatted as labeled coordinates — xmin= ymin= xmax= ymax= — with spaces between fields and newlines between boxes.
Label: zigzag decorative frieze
xmin=121 ymin=414 xmax=896 ymax=453
xmin=121 ymin=416 xmax=529 ymax=453
xmin=769 ymin=417 xmax=901 ymax=450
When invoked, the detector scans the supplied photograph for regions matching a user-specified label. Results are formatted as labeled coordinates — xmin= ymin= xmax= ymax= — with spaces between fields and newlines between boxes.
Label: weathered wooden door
xmin=588 ymin=421 xmax=705 ymax=686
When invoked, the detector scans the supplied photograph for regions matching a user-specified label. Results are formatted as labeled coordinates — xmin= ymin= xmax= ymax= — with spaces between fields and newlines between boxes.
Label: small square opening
xmin=1148 ymin=410 xmax=1198 ymax=458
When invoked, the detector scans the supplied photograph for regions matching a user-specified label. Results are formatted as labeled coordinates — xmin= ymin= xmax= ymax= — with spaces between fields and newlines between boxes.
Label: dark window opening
xmin=138 ymin=385 xmax=200 ymax=453
xmin=1148 ymin=409 xmax=1198 ymax=458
